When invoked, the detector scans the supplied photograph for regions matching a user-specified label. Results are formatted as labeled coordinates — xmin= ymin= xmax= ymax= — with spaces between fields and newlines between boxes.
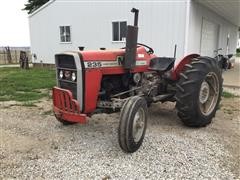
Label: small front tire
xmin=118 ymin=96 xmax=148 ymax=153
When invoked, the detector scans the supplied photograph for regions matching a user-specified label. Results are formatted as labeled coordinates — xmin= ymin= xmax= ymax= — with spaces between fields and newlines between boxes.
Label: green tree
xmin=23 ymin=0 xmax=49 ymax=14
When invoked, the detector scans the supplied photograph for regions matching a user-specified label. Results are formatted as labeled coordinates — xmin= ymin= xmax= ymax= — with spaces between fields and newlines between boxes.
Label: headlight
xmin=59 ymin=70 xmax=63 ymax=79
xmin=71 ymin=72 xmax=76 ymax=81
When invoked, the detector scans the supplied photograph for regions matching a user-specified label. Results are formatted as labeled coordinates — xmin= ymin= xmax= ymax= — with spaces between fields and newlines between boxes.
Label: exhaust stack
xmin=123 ymin=8 xmax=139 ymax=69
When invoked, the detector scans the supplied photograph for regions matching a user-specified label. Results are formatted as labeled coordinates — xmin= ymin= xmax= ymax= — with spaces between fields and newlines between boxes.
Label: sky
xmin=0 ymin=0 xmax=30 ymax=47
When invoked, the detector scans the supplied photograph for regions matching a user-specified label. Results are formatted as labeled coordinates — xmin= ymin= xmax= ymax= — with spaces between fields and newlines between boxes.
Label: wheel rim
xmin=199 ymin=72 xmax=219 ymax=116
xmin=132 ymin=108 xmax=145 ymax=143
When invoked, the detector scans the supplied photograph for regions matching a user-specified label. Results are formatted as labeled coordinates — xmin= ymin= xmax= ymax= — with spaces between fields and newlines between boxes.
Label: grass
xmin=0 ymin=67 xmax=56 ymax=102
xmin=222 ymin=91 xmax=238 ymax=98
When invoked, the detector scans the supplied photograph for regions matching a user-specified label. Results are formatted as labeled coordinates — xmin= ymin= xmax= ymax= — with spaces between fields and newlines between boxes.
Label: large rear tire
xmin=118 ymin=96 xmax=148 ymax=153
xmin=175 ymin=56 xmax=223 ymax=127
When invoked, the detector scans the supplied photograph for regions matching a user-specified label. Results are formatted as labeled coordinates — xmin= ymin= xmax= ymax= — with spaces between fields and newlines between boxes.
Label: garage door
xmin=200 ymin=19 xmax=219 ymax=57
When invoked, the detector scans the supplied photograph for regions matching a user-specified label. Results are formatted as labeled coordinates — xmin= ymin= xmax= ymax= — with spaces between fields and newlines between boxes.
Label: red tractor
xmin=53 ymin=8 xmax=222 ymax=153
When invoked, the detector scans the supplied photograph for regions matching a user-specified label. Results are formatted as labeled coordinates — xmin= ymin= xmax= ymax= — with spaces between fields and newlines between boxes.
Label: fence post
xmin=4 ymin=51 xmax=6 ymax=64
xmin=4 ymin=47 xmax=12 ymax=64
xmin=15 ymin=50 xmax=17 ymax=63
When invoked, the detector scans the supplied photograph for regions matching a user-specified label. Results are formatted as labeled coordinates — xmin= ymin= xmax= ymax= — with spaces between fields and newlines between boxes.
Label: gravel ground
xmin=0 ymin=96 xmax=239 ymax=179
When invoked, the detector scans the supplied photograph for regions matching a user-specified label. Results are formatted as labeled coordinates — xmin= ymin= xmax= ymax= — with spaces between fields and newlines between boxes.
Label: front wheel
xmin=118 ymin=96 xmax=148 ymax=153
xmin=175 ymin=56 xmax=223 ymax=127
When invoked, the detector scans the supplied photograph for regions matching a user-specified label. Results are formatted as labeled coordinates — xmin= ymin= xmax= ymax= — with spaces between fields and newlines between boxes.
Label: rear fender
xmin=171 ymin=54 xmax=200 ymax=80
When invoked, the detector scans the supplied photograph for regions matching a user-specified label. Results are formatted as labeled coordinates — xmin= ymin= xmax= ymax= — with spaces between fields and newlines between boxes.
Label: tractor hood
xmin=80 ymin=46 xmax=149 ymax=61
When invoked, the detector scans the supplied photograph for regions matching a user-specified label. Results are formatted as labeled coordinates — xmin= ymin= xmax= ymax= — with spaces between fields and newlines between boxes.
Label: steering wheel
xmin=121 ymin=43 xmax=154 ymax=54
xmin=137 ymin=43 xmax=154 ymax=54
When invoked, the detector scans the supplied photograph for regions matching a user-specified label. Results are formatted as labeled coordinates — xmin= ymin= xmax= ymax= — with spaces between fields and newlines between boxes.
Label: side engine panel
xmin=97 ymin=71 xmax=163 ymax=110
xmin=100 ymin=74 xmax=132 ymax=100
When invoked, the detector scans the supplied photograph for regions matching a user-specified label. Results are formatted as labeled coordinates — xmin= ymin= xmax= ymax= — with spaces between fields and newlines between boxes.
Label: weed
xmin=21 ymin=101 xmax=38 ymax=107
xmin=42 ymin=110 xmax=53 ymax=115
xmin=222 ymin=91 xmax=238 ymax=98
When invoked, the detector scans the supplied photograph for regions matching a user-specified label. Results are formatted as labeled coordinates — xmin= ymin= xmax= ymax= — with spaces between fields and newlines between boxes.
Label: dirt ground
xmin=0 ymin=97 xmax=239 ymax=179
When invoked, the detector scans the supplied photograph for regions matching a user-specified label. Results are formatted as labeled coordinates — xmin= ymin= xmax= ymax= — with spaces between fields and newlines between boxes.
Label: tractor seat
xmin=148 ymin=57 xmax=175 ymax=72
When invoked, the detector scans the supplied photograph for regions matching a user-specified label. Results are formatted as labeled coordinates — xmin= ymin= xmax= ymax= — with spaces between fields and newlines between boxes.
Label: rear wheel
xmin=175 ymin=56 xmax=223 ymax=127
xmin=118 ymin=96 xmax=148 ymax=153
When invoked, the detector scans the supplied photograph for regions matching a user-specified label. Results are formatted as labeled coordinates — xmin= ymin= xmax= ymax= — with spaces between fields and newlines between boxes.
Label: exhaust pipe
xmin=78 ymin=46 xmax=85 ymax=51
xmin=123 ymin=8 xmax=139 ymax=70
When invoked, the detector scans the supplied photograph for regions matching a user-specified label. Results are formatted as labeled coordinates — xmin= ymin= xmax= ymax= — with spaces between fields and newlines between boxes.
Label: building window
xmin=60 ymin=26 xmax=71 ymax=43
xmin=112 ymin=21 xmax=127 ymax=42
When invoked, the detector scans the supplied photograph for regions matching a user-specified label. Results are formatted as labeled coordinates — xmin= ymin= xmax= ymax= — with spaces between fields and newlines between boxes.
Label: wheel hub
xmin=199 ymin=72 xmax=220 ymax=116
xmin=132 ymin=108 xmax=145 ymax=143
xmin=199 ymin=81 xmax=210 ymax=104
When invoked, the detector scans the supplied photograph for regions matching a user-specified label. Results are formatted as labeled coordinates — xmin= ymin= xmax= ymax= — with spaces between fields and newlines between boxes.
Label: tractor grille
xmin=57 ymin=54 xmax=76 ymax=69
xmin=59 ymin=81 xmax=77 ymax=99
xmin=55 ymin=54 xmax=77 ymax=99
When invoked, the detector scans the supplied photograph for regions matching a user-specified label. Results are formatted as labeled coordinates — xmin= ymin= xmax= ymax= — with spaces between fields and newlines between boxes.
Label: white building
xmin=29 ymin=0 xmax=240 ymax=65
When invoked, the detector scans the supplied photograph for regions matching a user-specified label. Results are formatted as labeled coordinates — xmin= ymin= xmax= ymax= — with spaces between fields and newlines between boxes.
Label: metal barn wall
xmin=187 ymin=1 xmax=238 ymax=56
xmin=29 ymin=0 xmax=187 ymax=64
